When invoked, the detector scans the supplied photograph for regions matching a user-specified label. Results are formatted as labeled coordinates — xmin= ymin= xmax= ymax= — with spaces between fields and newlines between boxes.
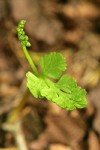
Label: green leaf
xmin=40 ymin=79 xmax=76 ymax=110
xmin=26 ymin=72 xmax=87 ymax=110
xmin=26 ymin=72 xmax=48 ymax=98
xmin=40 ymin=52 xmax=66 ymax=79
xmin=56 ymin=75 xmax=87 ymax=109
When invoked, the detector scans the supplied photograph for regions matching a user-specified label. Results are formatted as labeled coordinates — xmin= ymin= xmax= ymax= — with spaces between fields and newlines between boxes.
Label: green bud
xmin=17 ymin=20 xmax=31 ymax=48
xmin=26 ymin=42 xmax=31 ymax=47
xmin=25 ymin=35 xmax=28 ymax=41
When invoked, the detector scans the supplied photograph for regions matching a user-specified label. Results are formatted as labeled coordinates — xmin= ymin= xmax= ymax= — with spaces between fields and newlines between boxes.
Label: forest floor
xmin=0 ymin=0 xmax=100 ymax=150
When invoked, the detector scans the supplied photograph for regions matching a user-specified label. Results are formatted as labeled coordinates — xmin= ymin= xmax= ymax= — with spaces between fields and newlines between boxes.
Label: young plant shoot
xmin=17 ymin=20 xmax=87 ymax=110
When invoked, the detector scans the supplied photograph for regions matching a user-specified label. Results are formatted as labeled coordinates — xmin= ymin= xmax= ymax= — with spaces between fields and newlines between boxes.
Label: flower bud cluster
xmin=17 ymin=20 xmax=31 ymax=47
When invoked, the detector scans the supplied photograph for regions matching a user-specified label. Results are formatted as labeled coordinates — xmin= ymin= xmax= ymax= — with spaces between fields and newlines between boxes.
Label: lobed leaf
xmin=40 ymin=52 xmax=66 ymax=79
xmin=56 ymin=75 xmax=87 ymax=109
xmin=26 ymin=72 xmax=47 ymax=98
xmin=26 ymin=72 xmax=87 ymax=110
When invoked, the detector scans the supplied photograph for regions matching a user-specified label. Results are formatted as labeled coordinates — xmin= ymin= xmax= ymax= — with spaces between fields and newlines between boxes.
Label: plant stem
xmin=3 ymin=121 xmax=28 ymax=150
xmin=22 ymin=46 xmax=39 ymax=76
xmin=14 ymin=121 xmax=28 ymax=150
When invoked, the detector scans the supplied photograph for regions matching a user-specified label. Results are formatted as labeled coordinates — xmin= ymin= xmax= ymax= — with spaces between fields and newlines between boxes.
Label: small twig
xmin=3 ymin=121 xmax=28 ymax=150
xmin=2 ymin=79 xmax=30 ymax=150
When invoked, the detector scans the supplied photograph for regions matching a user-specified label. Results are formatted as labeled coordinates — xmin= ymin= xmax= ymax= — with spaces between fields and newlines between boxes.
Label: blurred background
xmin=0 ymin=0 xmax=100 ymax=150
